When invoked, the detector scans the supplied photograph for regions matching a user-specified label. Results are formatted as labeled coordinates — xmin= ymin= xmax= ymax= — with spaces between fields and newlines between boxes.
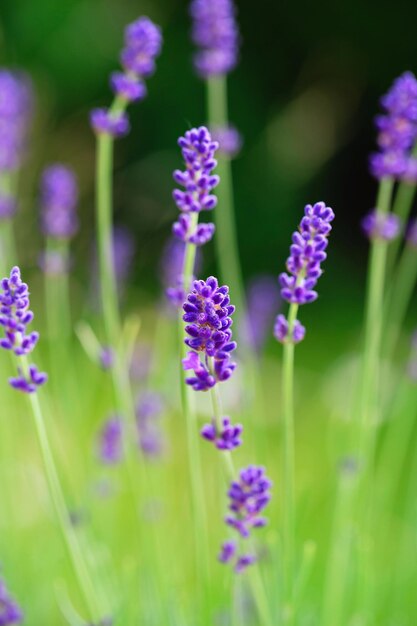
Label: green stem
xmin=206 ymin=76 xmax=246 ymax=334
xmin=23 ymin=364 xmax=101 ymax=621
xmin=386 ymin=182 xmax=416 ymax=277
xmin=384 ymin=243 xmax=417 ymax=358
xmin=281 ymin=302 xmax=299 ymax=622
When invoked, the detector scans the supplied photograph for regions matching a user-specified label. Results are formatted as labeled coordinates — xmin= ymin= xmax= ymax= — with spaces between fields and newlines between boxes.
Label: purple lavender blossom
xmin=211 ymin=125 xmax=242 ymax=158
xmin=190 ymin=0 xmax=240 ymax=77
xmin=244 ymin=275 xmax=281 ymax=352
xmin=91 ymin=17 xmax=162 ymax=136
xmin=235 ymin=554 xmax=256 ymax=574
xmin=274 ymin=314 xmax=305 ymax=344
xmin=361 ymin=210 xmax=400 ymax=241
xmin=182 ymin=276 xmax=237 ymax=391
xmin=0 ymin=576 xmax=23 ymax=625
xmin=40 ymin=165 xmax=78 ymax=239
xmin=0 ymin=69 xmax=33 ymax=175
xmin=90 ymin=109 xmax=130 ymax=138
xmin=279 ymin=202 xmax=334 ymax=306
xmin=370 ymin=72 xmax=417 ymax=180
xmin=201 ymin=416 xmax=242 ymax=450
xmin=38 ymin=250 xmax=70 ymax=275
xmin=99 ymin=346 xmax=114 ymax=370
xmin=98 ymin=416 xmax=123 ymax=465
xmin=225 ymin=465 xmax=272 ymax=539
xmin=218 ymin=540 xmax=237 ymax=563
xmin=120 ymin=17 xmax=162 ymax=80
xmin=0 ymin=267 xmax=47 ymax=393
xmin=172 ymin=214 xmax=215 ymax=246
xmin=136 ymin=392 xmax=164 ymax=458
xmin=173 ymin=127 xmax=219 ymax=215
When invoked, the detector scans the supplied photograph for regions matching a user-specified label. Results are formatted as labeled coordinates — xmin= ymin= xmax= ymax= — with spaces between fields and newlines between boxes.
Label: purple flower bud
xmin=110 ymin=72 xmax=147 ymax=103
xmin=0 ymin=576 xmax=23 ymax=624
xmin=218 ymin=540 xmax=237 ymax=564
xmin=90 ymin=108 xmax=130 ymax=138
xmin=136 ymin=392 xmax=165 ymax=458
xmin=0 ymin=69 xmax=33 ymax=174
xmin=190 ymin=0 xmax=240 ymax=78
xmin=40 ymin=165 xmax=78 ymax=239
xmin=98 ymin=416 xmax=123 ymax=465
xmin=235 ymin=554 xmax=256 ymax=574
xmin=273 ymin=314 xmax=305 ymax=344
xmin=361 ymin=210 xmax=400 ymax=241
xmin=370 ymin=72 xmax=417 ymax=180
xmin=211 ymin=125 xmax=242 ymax=158
xmin=279 ymin=202 xmax=334 ymax=306
xmin=201 ymin=416 xmax=242 ymax=450
xmin=120 ymin=17 xmax=162 ymax=78
xmin=225 ymin=465 xmax=272 ymax=539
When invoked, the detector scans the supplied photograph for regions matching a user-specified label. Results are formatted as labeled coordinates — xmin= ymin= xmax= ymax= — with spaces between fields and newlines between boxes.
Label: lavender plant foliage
xmin=0 ymin=576 xmax=23 ymax=625
xmin=172 ymin=126 xmax=219 ymax=246
xmin=370 ymin=72 xmax=417 ymax=180
xmin=244 ymin=275 xmax=281 ymax=352
xmin=91 ymin=16 xmax=162 ymax=137
xmin=190 ymin=0 xmax=240 ymax=77
xmin=98 ymin=416 xmax=123 ymax=465
xmin=279 ymin=202 xmax=335 ymax=306
xmin=361 ymin=210 xmax=400 ymax=241
xmin=40 ymin=165 xmax=79 ymax=239
xmin=182 ymin=276 xmax=236 ymax=391
xmin=201 ymin=416 xmax=242 ymax=450
xmin=0 ymin=267 xmax=47 ymax=393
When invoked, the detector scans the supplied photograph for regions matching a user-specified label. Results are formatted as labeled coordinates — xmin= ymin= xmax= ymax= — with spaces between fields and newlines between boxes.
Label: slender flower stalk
xmin=275 ymin=202 xmax=334 ymax=620
xmin=91 ymin=17 xmax=162 ymax=495
xmin=189 ymin=0 xmax=246 ymax=336
xmin=0 ymin=267 xmax=101 ymax=622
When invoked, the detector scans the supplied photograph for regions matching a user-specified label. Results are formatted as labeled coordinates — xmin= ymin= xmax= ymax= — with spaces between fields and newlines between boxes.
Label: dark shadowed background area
xmin=1 ymin=0 xmax=417 ymax=341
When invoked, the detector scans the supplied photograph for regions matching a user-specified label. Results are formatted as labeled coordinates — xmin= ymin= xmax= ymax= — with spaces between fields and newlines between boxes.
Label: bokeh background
xmin=2 ymin=0 xmax=417 ymax=352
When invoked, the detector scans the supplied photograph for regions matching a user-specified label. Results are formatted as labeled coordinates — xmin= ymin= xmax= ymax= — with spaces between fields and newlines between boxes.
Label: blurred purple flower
xmin=97 ymin=416 xmax=123 ymax=465
xmin=243 ymin=275 xmax=281 ymax=352
xmin=40 ymin=164 xmax=78 ymax=239
xmin=0 ymin=575 xmax=23 ymax=625
xmin=136 ymin=391 xmax=165 ymax=458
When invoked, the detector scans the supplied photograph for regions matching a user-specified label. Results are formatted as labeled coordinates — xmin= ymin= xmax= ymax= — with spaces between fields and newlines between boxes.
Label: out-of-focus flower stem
xmin=21 ymin=355 xmax=101 ymax=622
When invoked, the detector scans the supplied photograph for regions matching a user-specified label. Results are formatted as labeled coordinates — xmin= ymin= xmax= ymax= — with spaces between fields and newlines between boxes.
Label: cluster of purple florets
xmin=361 ymin=210 xmax=400 ymax=241
xmin=90 ymin=17 xmax=162 ymax=138
xmin=0 ymin=267 xmax=47 ymax=393
xmin=0 ymin=70 xmax=32 ymax=219
xmin=40 ymin=165 xmax=79 ymax=239
xmin=190 ymin=0 xmax=240 ymax=78
xmin=218 ymin=465 xmax=272 ymax=573
xmin=167 ymin=127 xmax=219 ymax=304
xmin=211 ymin=125 xmax=242 ymax=159
xmin=370 ymin=72 xmax=417 ymax=181
xmin=182 ymin=276 xmax=236 ymax=391
xmin=201 ymin=416 xmax=242 ymax=450
xmin=275 ymin=201 xmax=334 ymax=344
xmin=0 ymin=576 xmax=23 ymax=625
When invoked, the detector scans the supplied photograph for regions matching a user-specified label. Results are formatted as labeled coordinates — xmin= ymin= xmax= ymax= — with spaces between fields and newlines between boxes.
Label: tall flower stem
xmin=281 ymin=302 xmax=299 ymax=621
xmin=179 ymin=212 xmax=211 ymax=620
xmin=94 ymin=96 xmax=143 ymax=505
xmin=383 ymin=243 xmax=417 ymax=358
xmin=21 ymin=358 xmax=101 ymax=622
xmin=386 ymin=182 xmax=416 ymax=276
xmin=209 ymin=384 xmax=273 ymax=626
xmin=359 ymin=178 xmax=394 ymax=443
xmin=206 ymin=76 xmax=246 ymax=333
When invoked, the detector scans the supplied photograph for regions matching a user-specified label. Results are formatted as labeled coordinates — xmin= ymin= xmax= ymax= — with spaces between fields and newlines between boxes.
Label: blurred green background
xmin=1 ymin=0 xmax=417 ymax=340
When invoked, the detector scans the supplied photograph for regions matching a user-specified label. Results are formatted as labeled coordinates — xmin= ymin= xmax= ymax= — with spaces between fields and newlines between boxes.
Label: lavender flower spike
xmin=279 ymin=202 xmax=335 ymax=306
xmin=0 ymin=266 xmax=47 ymax=393
xmin=190 ymin=0 xmax=240 ymax=78
xmin=98 ymin=416 xmax=123 ymax=465
xmin=40 ymin=165 xmax=79 ymax=239
xmin=370 ymin=72 xmax=417 ymax=180
xmin=361 ymin=210 xmax=400 ymax=241
xmin=0 ymin=576 xmax=23 ymax=625
xmin=90 ymin=16 xmax=162 ymax=138
xmin=182 ymin=276 xmax=237 ymax=391
xmin=225 ymin=465 xmax=272 ymax=539
xmin=201 ymin=415 xmax=243 ymax=450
